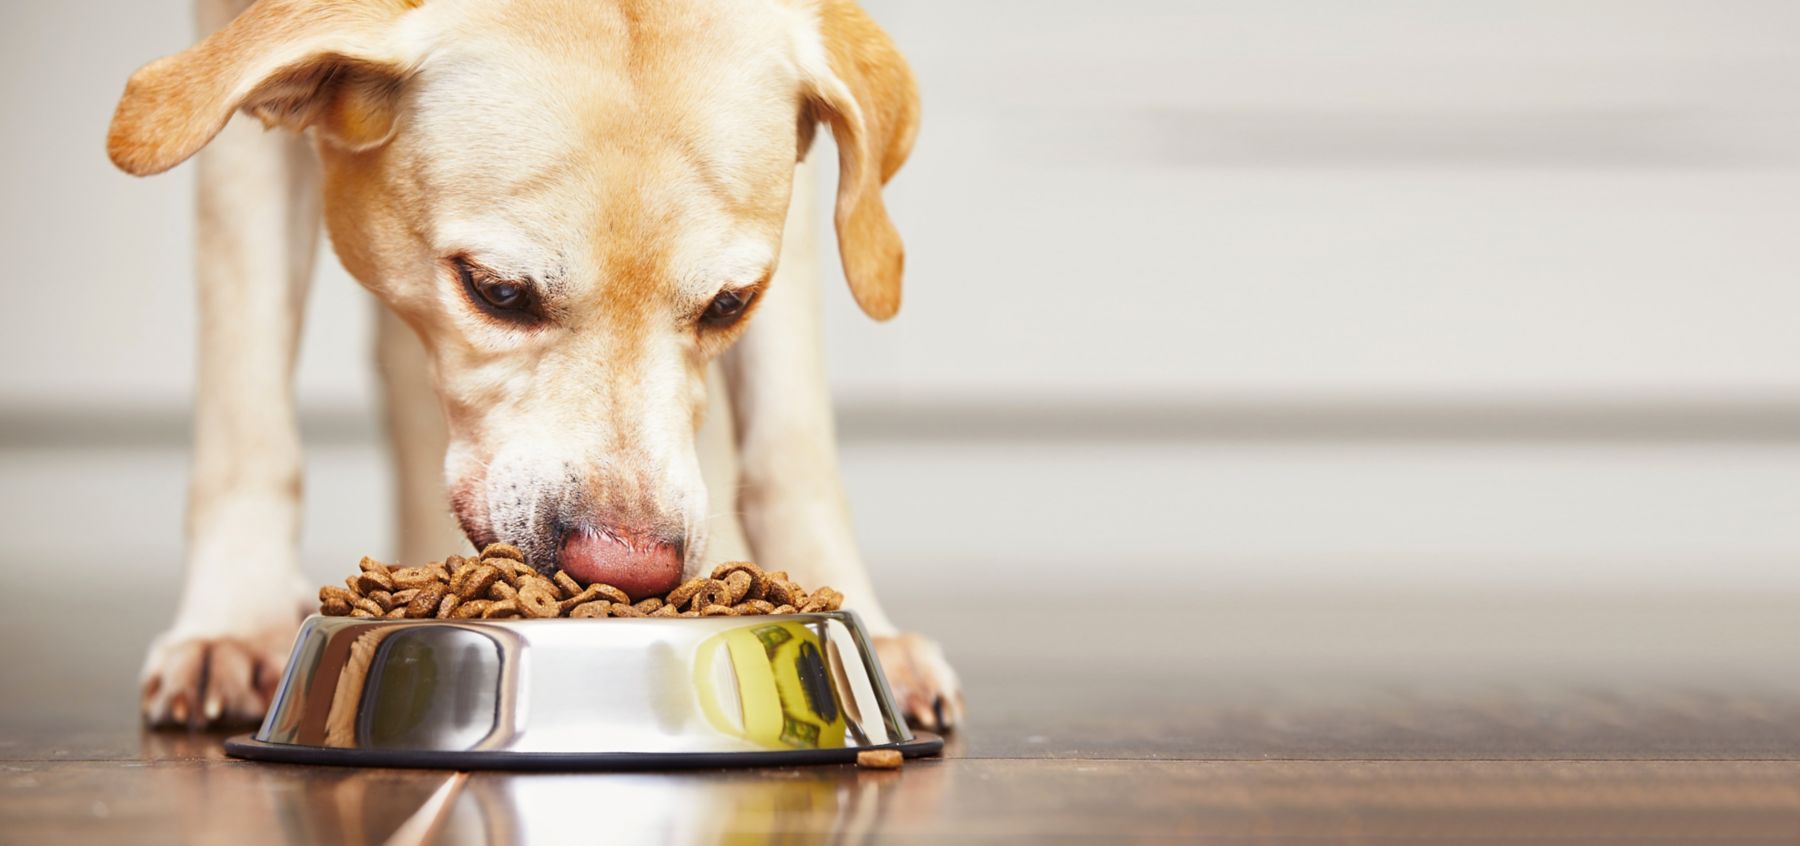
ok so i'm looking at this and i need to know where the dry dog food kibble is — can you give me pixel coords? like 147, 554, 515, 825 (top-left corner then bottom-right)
318, 546, 844, 620
856, 749, 903, 769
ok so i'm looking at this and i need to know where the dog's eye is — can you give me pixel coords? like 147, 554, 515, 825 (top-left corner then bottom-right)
457, 259, 537, 320
702, 289, 754, 326
479, 281, 527, 310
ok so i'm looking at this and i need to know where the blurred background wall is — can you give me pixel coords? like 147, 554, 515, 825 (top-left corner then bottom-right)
2, 0, 1797, 608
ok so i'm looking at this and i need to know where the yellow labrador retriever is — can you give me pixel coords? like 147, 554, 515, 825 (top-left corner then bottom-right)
108, 0, 961, 731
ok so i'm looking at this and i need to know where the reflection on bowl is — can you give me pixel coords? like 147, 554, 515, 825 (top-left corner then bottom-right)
226, 613, 941, 769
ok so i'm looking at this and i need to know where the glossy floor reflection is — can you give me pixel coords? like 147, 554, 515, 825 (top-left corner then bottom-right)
4, 590, 1800, 842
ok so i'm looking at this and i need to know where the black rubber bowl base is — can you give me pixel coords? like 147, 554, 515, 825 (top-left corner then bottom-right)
223, 733, 943, 771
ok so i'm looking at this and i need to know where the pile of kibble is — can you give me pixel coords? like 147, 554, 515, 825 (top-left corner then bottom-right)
318, 543, 843, 620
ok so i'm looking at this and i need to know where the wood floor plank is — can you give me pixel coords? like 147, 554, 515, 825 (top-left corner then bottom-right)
0, 760, 452, 846
5, 758, 1796, 844
3, 591, 1797, 841
437, 760, 1800, 843
912, 593, 1800, 762
0, 727, 250, 764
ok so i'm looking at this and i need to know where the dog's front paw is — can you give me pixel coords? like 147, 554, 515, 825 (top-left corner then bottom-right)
873, 633, 964, 733
140, 615, 300, 729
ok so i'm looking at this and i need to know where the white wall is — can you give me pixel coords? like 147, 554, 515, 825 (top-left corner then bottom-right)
0, 1, 382, 412
7, 0, 1800, 409
2, 1, 1797, 597
834, 0, 1800, 403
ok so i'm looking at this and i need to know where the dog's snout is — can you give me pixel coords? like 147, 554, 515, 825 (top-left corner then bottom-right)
557, 524, 684, 601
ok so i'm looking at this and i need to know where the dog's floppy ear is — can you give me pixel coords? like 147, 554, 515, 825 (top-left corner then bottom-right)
798, 0, 920, 321
107, 0, 422, 176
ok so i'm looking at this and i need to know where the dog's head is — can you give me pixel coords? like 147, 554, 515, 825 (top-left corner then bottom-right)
108, 0, 916, 597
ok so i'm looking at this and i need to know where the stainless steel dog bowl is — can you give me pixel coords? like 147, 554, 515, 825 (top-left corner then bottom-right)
224, 612, 941, 769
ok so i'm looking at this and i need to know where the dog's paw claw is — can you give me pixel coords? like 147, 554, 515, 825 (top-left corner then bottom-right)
873, 633, 964, 734
141, 624, 296, 729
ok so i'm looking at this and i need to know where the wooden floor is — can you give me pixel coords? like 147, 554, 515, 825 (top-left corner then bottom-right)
3, 591, 1798, 843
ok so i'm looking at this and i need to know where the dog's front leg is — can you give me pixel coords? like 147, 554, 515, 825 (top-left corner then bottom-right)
721, 162, 963, 732
139, 95, 320, 725
375, 307, 468, 567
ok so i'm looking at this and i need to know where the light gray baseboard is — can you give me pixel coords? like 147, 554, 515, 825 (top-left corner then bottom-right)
2, 397, 1797, 448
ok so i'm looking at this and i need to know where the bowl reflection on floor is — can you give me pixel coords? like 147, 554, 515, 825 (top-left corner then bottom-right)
435, 764, 948, 845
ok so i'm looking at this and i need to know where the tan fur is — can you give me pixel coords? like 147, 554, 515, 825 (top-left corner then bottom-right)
109, 0, 957, 732
809, 0, 920, 320
108, 0, 422, 175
